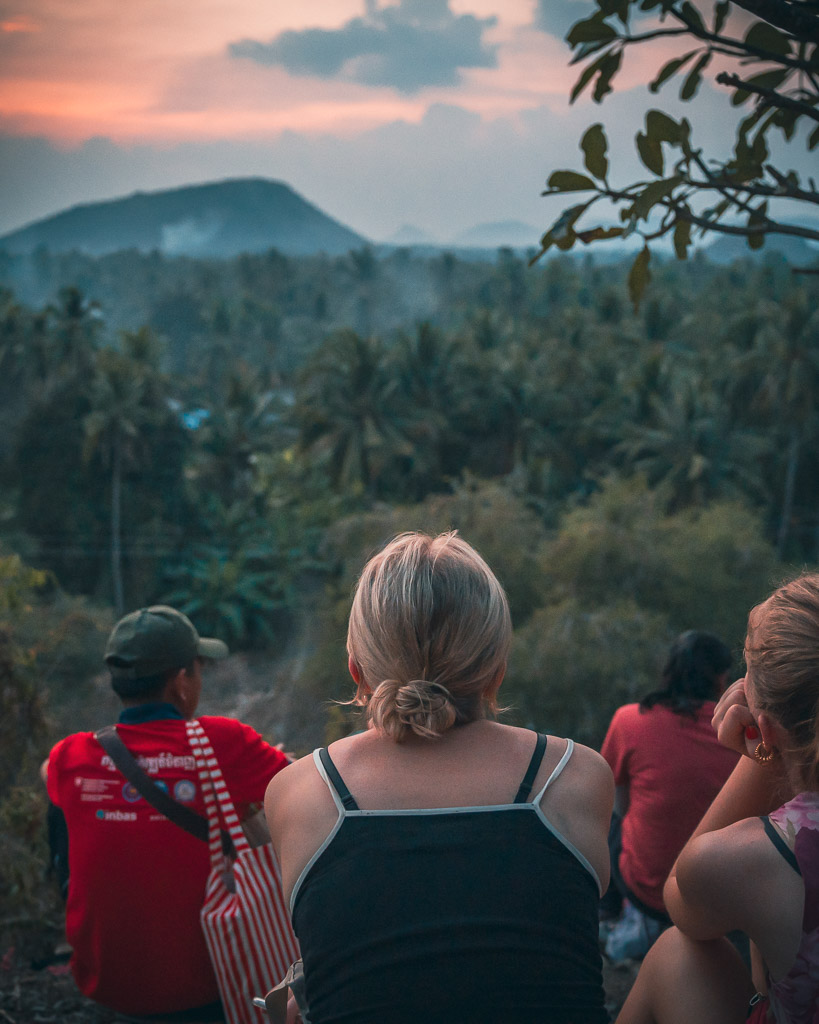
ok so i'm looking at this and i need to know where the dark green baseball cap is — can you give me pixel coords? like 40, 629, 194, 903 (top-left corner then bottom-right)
104, 605, 228, 679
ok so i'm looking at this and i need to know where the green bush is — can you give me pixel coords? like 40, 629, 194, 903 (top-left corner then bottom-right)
539, 476, 780, 649
322, 477, 551, 625
508, 599, 669, 747
506, 477, 782, 747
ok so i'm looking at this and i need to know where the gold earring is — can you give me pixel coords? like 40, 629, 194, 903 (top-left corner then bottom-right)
754, 741, 775, 765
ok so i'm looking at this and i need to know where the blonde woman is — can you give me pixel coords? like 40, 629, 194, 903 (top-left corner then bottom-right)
617, 572, 819, 1024
265, 532, 613, 1024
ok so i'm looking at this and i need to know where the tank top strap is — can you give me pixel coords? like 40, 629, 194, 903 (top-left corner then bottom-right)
513, 732, 548, 804
761, 816, 801, 876
317, 747, 360, 811
532, 738, 575, 805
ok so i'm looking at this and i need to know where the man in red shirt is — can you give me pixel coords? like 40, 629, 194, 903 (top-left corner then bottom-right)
43, 605, 290, 1020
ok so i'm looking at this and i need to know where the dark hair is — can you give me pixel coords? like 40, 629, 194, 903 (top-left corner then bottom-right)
640, 630, 731, 718
109, 660, 196, 701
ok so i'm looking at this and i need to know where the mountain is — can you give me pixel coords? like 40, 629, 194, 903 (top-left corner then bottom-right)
451, 220, 540, 249
0, 178, 369, 258
386, 224, 440, 246
698, 232, 819, 266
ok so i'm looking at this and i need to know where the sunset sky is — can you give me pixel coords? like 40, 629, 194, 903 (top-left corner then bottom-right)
0, 0, 772, 244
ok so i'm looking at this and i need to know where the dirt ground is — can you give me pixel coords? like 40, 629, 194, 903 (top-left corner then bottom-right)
0, 923, 640, 1024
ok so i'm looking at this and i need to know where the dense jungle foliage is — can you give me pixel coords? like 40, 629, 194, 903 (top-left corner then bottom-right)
0, 241, 817, 922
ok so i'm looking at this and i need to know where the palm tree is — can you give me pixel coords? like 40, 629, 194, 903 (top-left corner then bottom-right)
194, 363, 281, 507
615, 375, 769, 512
390, 323, 465, 496
293, 330, 411, 498
161, 544, 284, 648
346, 248, 378, 338
730, 293, 819, 558
51, 286, 101, 383
82, 329, 165, 613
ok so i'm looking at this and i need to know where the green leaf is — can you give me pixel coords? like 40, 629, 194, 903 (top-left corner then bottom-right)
713, 1, 730, 34
546, 170, 597, 192
570, 39, 615, 65
637, 132, 664, 175
628, 247, 652, 311
680, 51, 712, 100
554, 231, 578, 251
744, 21, 792, 58
593, 51, 623, 103
570, 53, 609, 103
680, 1, 706, 34
772, 108, 799, 142
743, 69, 790, 93
702, 198, 731, 223
631, 176, 682, 220
679, 117, 693, 158
747, 205, 768, 250
751, 130, 769, 165
567, 14, 618, 46
809, 125, 819, 151
576, 226, 625, 244
581, 124, 609, 180
649, 51, 698, 93
595, 0, 629, 25
537, 203, 592, 257
645, 109, 684, 145
673, 219, 692, 259
728, 134, 763, 182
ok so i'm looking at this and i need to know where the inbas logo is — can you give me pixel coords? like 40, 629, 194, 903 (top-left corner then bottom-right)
96, 809, 137, 822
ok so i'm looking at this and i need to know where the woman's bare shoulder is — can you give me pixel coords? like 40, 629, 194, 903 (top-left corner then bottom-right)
556, 740, 615, 797
265, 751, 325, 817
672, 816, 801, 942
680, 816, 783, 885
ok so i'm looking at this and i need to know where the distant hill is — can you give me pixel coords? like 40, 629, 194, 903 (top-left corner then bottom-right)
0, 178, 369, 258
386, 224, 440, 246
698, 232, 819, 266
452, 220, 540, 249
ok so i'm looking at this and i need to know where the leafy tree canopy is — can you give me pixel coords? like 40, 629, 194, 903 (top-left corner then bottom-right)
537, 0, 819, 307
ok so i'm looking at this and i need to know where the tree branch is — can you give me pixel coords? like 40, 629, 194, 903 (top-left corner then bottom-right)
598, 175, 819, 207
616, 13, 817, 75
703, 179, 819, 205
716, 72, 819, 123
676, 209, 819, 242
726, 0, 819, 39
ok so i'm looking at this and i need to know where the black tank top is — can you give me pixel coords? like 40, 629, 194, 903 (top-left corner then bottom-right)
291, 734, 608, 1024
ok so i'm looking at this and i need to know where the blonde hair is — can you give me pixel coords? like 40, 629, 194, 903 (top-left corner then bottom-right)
347, 531, 511, 742
745, 572, 819, 788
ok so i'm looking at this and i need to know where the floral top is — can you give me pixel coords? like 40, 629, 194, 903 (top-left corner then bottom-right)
764, 791, 819, 1024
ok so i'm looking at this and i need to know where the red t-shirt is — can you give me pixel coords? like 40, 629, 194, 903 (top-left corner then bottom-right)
600, 702, 738, 913
47, 713, 288, 1016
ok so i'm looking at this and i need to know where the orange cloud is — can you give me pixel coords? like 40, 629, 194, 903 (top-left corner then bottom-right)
1, 15, 40, 32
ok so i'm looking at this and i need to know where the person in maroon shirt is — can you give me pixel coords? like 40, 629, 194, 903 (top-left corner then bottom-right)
42, 606, 289, 1021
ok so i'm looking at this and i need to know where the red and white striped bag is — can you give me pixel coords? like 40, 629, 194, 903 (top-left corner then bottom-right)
187, 719, 300, 1024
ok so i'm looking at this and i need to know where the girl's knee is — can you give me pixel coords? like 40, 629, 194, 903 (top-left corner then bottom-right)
618, 929, 753, 1024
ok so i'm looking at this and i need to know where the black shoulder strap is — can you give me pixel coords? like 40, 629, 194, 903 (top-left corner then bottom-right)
95, 725, 231, 851
514, 732, 548, 804
761, 816, 801, 876
318, 748, 360, 811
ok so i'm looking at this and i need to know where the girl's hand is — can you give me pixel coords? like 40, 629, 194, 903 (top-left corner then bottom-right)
711, 677, 759, 758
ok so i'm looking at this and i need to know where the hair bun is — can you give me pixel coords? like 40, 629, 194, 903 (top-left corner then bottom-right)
369, 678, 457, 741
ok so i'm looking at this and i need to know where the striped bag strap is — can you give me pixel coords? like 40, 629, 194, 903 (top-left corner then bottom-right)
186, 719, 250, 867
